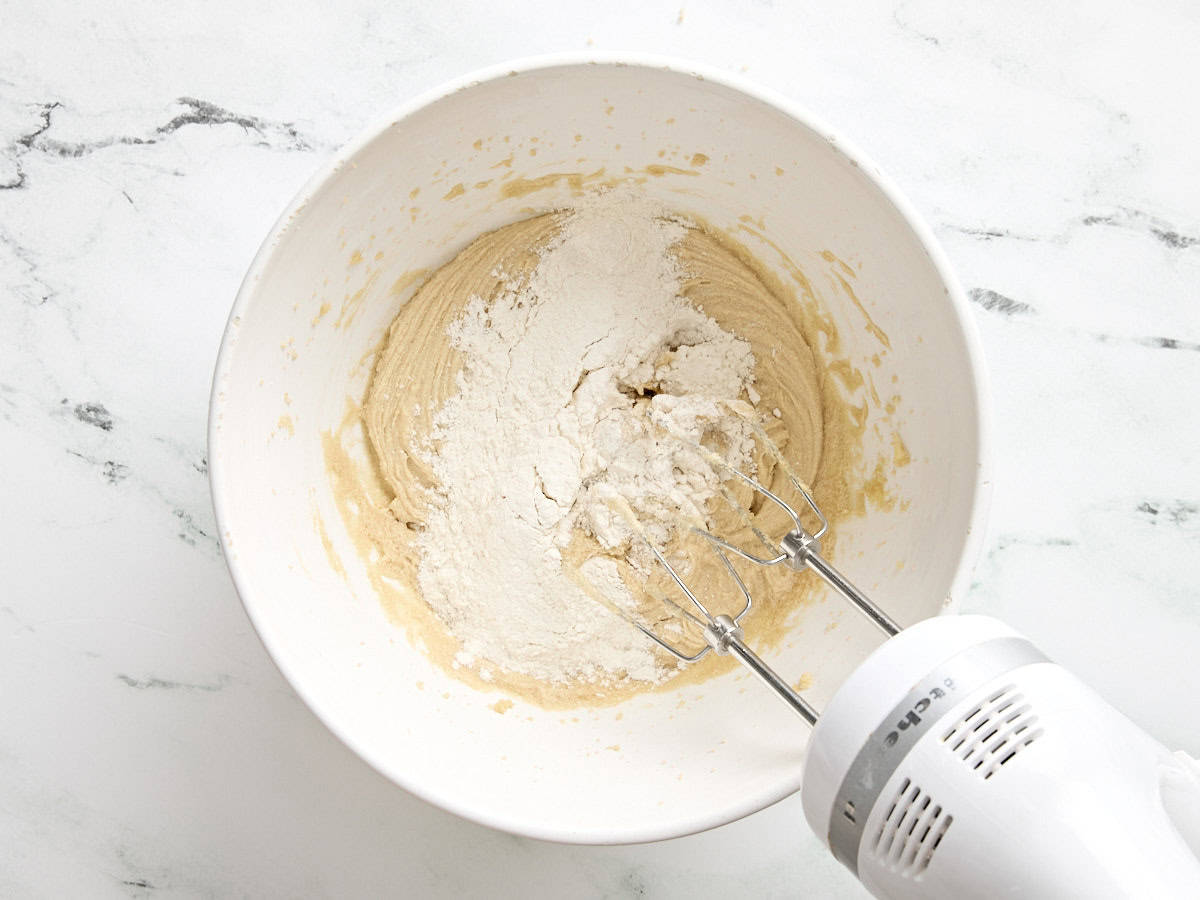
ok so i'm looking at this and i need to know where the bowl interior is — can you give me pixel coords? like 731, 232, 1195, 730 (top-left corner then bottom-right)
210, 60, 986, 843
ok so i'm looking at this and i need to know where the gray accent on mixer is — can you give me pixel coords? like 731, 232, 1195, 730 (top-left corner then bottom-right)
827, 636, 1050, 877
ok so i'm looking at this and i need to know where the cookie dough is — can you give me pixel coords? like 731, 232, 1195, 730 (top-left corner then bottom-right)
330, 208, 868, 706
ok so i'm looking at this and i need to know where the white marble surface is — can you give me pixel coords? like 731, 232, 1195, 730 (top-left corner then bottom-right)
3, 1, 1199, 896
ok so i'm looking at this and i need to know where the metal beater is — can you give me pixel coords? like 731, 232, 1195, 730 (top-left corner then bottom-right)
625, 425, 899, 724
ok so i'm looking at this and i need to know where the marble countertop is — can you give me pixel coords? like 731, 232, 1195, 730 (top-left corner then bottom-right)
3, 2, 1198, 896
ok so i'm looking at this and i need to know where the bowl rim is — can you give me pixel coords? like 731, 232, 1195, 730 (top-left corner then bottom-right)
208, 51, 994, 846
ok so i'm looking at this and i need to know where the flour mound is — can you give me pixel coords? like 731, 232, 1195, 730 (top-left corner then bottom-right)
417, 190, 757, 684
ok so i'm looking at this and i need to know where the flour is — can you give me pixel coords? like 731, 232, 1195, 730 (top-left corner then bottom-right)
415, 190, 758, 684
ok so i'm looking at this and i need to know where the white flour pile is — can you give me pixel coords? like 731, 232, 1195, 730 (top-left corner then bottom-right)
416, 191, 758, 684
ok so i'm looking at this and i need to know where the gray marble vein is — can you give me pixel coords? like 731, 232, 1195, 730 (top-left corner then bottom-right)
967, 287, 1035, 315
115, 674, 230, 692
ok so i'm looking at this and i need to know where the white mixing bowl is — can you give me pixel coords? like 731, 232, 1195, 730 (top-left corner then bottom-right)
209, 54, 990, 844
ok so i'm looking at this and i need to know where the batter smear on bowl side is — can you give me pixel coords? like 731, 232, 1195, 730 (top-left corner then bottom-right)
329, 188, 880, 705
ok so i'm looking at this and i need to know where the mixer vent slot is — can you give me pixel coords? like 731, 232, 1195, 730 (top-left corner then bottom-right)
941, 684, 1043, 780
871, 777, 953, 877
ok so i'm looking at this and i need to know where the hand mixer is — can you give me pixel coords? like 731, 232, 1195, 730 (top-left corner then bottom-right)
621, 427, 1200, 899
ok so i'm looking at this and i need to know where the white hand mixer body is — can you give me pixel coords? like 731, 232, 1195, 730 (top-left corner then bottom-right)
625, 429, 1200, 898
805, 614, 1200, 899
